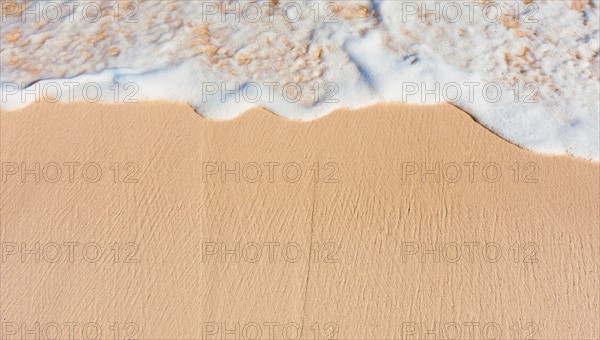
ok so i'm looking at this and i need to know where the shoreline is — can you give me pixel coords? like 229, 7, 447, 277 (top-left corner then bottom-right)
2, 99, 599, 163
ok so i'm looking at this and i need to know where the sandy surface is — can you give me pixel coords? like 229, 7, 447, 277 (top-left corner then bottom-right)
0, 102, 598, 339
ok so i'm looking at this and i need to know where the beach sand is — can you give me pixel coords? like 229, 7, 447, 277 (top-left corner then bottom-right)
0, 102, 598, 339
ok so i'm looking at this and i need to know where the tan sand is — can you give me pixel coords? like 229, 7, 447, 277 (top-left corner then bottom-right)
0, 102, 598, 339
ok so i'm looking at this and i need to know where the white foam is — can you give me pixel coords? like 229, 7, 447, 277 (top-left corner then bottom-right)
1, 0, 598, 160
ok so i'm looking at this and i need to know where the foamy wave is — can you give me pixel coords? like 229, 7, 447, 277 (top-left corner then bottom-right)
1, 0, 598, 160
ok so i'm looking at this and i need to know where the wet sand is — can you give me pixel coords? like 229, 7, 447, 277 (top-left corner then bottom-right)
0, 102, 598, 339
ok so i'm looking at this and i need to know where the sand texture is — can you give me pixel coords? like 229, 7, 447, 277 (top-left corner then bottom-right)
0, 102, 598, 339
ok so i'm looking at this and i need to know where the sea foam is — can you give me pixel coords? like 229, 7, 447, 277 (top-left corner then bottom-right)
1, 0, 598, 160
